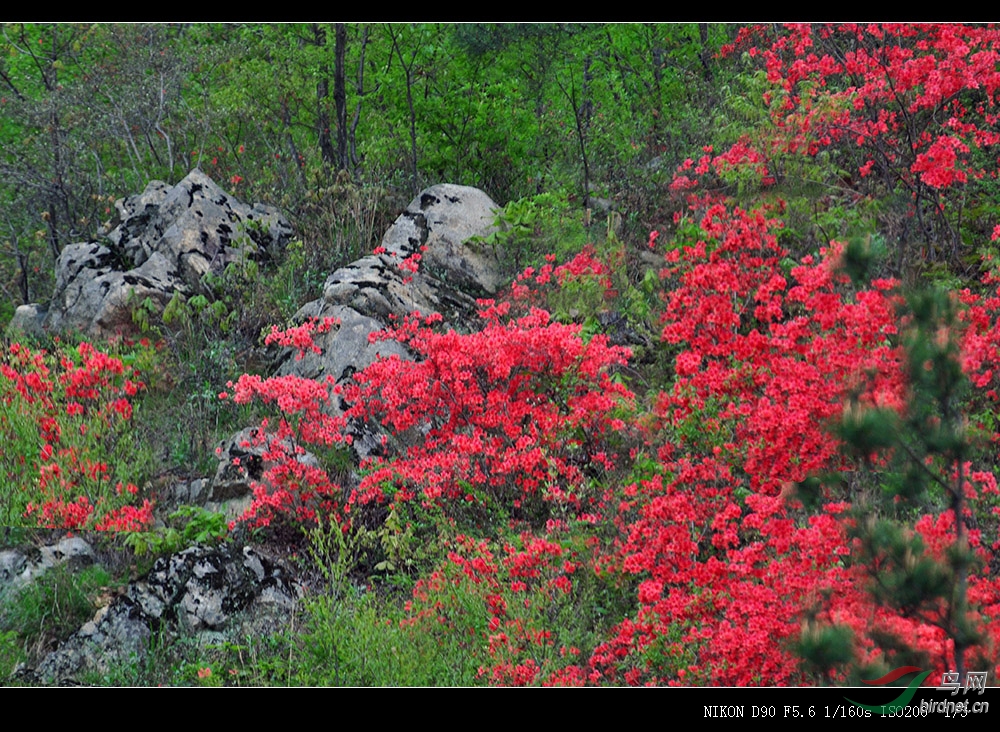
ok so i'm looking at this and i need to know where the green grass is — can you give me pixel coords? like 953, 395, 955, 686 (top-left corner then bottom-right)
0, 563, 118, 671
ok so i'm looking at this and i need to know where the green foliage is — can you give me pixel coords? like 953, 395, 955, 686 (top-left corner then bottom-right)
128, 294, 159, 334
123, 505, 229, 562
0, 389, 44, 526
855, 516, 956, 608
291, 583, 482, 686
480, 191, 587, 271
269, 239, 325, 320
801, 282, 984, 677
0, 628, 26, 682
124, 276, 266, 478
0, 300, 15, 330
371, 502, 443, 577
279, 518, 473, 685
795, 621, 856, 682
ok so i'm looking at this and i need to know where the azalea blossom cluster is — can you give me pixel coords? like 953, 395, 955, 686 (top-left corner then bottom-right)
0, 340, 151, 531
221, 297, 634, 532
221, 318, 348, 529
347, 304, 632, 523
399, 529, 591, 686
721, 23, 1000, 185
588, 199, 1000, 685
673, 23, 1000, 274
225, 209, 1000, 683
584, 22, 1000, 685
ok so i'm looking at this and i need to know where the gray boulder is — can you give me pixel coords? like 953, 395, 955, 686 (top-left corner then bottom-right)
43, 246, 184, 335
111, 169, 292, 292
12, 170, 293, 338
380, 183, 504, 296
7, 304, 46, 338
281, 184, 503, 382
25, 543, 300, 685
0, 535, 95, 593
207, 426, 330, 522
271, 185, 503, 462
276, 302, 410, 384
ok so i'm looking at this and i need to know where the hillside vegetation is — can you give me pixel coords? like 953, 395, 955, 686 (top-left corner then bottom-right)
4, 23, 1000, 686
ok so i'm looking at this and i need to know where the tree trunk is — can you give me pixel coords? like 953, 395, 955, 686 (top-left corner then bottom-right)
313, 24, 336, 169
334, 23, 349, 172
349, 25, 370, 175
388, 25, 419, 195
698, 23, 714, 82
281, 97, 308, 190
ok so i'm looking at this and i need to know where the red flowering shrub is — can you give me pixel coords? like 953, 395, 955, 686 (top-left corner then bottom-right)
223, 318, 349, 529
348, 304, 633, 530
399, 528, 618, 687
563, 23, 1000, 685
228, 222, 1000, 684
587, 203, 1000, 685
0, 339, 151, 530
223, 297, 634, 534
229, 201, 1000, 685
676, 24, 1000, 271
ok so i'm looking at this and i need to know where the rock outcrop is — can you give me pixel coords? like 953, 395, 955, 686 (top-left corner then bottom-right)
276, 183, 502, 388
9, 169, 292, 338
9, 538, 300, 685
213, 184, 505, 493
4, 181, 507, 685
0, 535, 95, 592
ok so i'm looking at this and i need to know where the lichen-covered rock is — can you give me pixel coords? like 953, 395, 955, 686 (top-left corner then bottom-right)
27, 543, 300, 685
13, 169, 293, 338
380, 183, 504, 295
279, 302, 410, 384
116, 169, 291, 291
275, 185, 503, 462
43, 249, 184, 335
282, 184, 502, 377
208, 426, 329, 521
0, 536, 94, 592
7, 304, 46, 337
